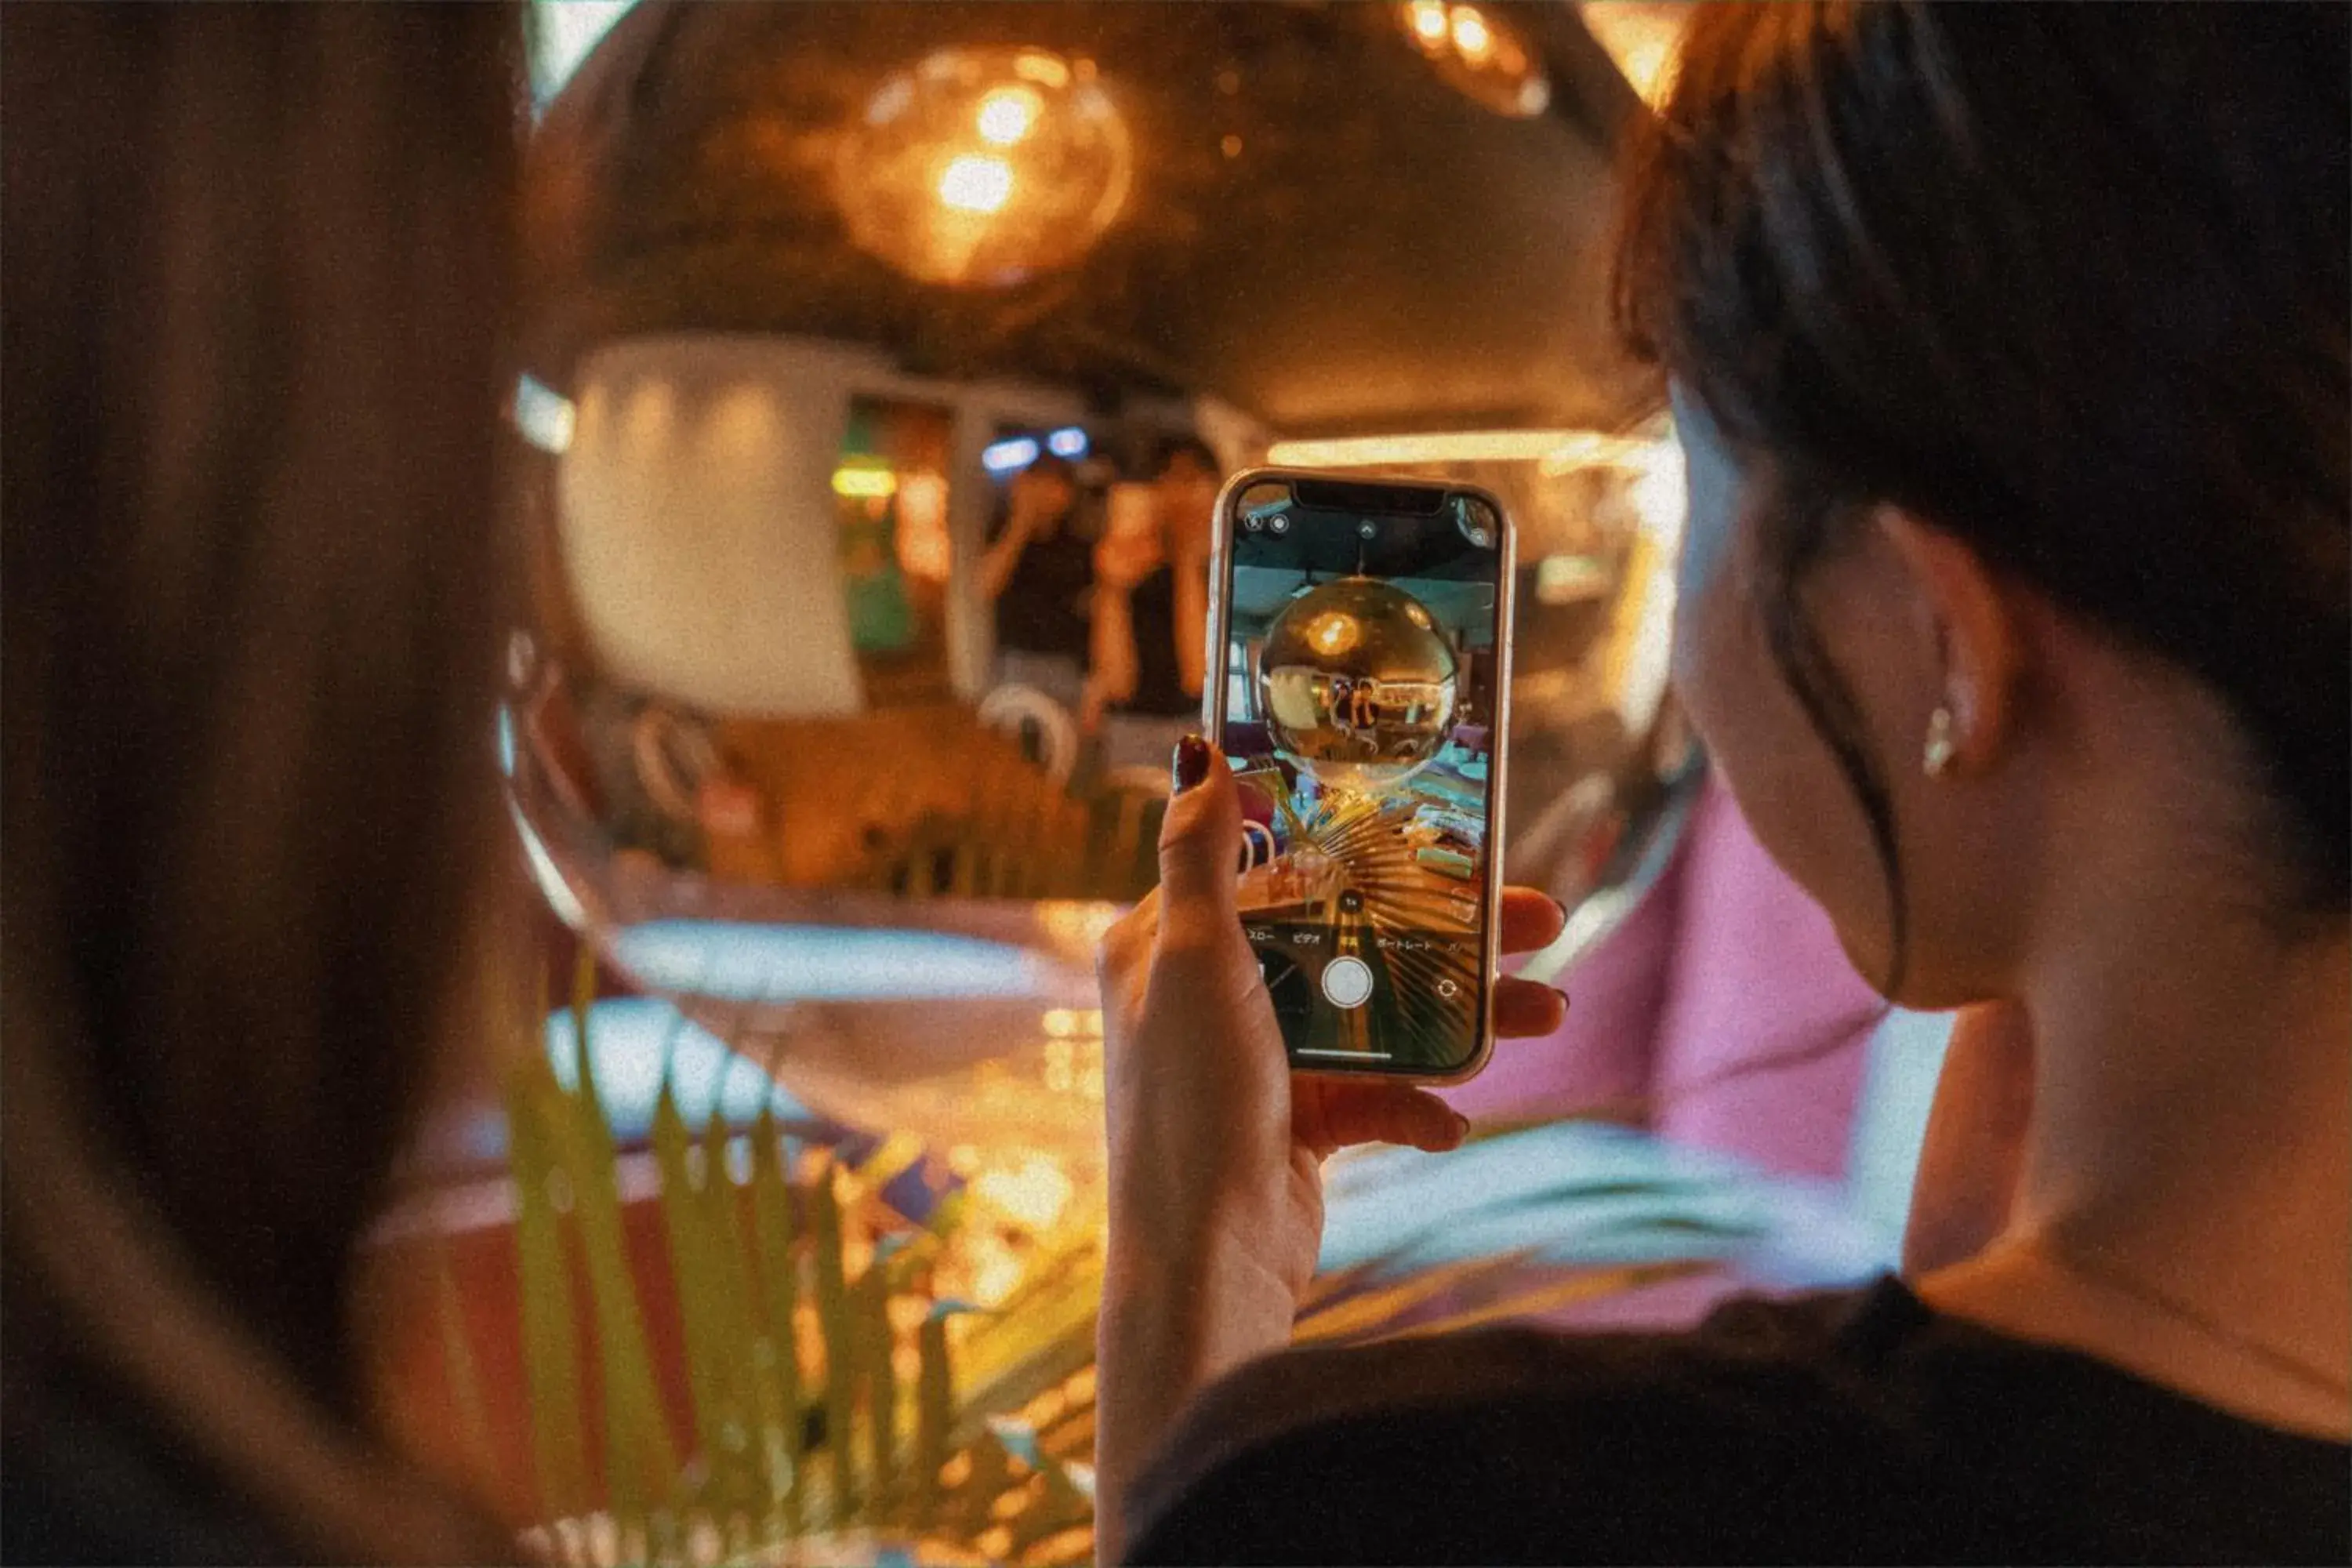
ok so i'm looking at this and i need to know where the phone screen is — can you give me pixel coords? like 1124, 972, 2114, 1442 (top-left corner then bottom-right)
1210, 477, 1508, 1077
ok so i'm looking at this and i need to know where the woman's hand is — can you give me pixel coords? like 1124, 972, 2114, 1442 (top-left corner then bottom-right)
1092, 737, 1567, 1560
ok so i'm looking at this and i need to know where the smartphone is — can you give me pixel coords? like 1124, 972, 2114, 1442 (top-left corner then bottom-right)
1202, 469, 1515, 1083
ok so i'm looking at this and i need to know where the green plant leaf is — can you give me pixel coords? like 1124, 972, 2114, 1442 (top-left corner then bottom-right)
555, 948, 677, 1523
808, 1153, 859, 1519
914, 1310, 954, 1533
504, 1059, 590, 1521
652, 1081, 730, 1498
749, 1108, 807, 1534
857, 1258, 899, 1512
706, 1112, 776, 1511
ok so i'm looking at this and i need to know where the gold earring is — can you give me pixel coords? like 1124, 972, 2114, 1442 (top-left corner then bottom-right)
1922, 705, 1956, 778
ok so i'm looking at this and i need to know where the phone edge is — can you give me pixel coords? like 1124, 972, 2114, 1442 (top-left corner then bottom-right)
1199, 466, 1517, 1088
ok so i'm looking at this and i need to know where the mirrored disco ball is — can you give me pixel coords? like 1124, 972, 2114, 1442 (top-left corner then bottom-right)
1258, 576, 1459, 793
506, 1, 1693, 1142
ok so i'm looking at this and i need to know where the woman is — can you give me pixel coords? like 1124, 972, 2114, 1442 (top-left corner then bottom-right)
980, 452, 1094, 710
3, 8, 520, 1563
1094, 5, 2348, 1563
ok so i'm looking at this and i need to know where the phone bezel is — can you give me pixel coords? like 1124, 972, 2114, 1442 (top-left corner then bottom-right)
1200, 466, 1518, 1087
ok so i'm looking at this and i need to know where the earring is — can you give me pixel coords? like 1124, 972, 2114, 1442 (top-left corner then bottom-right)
1922, 705, 1956, 778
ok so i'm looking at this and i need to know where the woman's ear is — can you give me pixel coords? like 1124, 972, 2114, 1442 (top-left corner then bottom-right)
1877, 510, 2024, 776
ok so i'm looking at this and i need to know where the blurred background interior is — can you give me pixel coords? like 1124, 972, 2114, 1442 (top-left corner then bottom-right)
368, 5, 1955, 1562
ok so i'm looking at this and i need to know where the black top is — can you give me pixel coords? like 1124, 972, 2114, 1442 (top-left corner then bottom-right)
1119, 564, 1196, 717
993, 521, 1094, 661
1126, 1276, 2350, 1566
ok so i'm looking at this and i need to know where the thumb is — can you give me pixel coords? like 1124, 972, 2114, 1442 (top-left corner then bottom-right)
1157, 735, 1243, 920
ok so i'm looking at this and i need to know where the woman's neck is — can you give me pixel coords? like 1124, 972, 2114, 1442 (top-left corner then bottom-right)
1924, 869, 2350, 1438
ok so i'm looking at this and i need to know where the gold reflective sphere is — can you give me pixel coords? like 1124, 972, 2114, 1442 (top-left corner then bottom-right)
1258, 576, 1460, 793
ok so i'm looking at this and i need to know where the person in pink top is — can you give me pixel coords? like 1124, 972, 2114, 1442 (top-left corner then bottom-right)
1444, 767, 1884, 1182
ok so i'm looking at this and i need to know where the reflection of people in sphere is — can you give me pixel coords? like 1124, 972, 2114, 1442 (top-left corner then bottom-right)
981, 453, 1091, 707
1258, 576, 1458, 793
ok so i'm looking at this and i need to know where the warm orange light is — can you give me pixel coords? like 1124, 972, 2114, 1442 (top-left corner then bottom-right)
1271, 429, 1579, 466
975, 85, 1041, 146
1396, 2, 1548, 118
938, 154, 1014, 213
1013, 50, 1071, 89
1450, 6, 1494, 62
1310, 613, 1362, 656
1577, 2, 1690, 108
838, 46, 1133, 289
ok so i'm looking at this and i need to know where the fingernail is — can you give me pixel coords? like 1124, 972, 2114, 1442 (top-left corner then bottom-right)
1548, 895, 1570, 924
1453, 1111, 1473, 1141
1172, 734, 1212, 793
1553, 985, 1572, 1011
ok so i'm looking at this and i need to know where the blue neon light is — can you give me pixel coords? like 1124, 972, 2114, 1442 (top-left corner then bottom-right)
982, 436, 1041, 474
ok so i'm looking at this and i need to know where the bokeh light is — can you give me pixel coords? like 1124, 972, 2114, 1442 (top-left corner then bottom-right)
834, 45, 1134, 289
1396, 2, 1550, 118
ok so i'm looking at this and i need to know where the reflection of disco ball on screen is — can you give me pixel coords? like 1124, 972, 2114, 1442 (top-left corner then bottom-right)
1258, 576, 1458, 792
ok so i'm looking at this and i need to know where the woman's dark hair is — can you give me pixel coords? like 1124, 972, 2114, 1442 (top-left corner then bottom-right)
1154, 435, 1220, 477
1022, 451, 1080, 486
2, 6, 521, 1559
1616, 3, 2350, 974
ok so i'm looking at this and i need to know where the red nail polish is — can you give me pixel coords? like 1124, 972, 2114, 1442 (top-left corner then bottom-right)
1171, 734, 1211, 793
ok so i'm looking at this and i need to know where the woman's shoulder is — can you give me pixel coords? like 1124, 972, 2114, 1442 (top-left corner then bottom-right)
1123, 1276, 2350, 1566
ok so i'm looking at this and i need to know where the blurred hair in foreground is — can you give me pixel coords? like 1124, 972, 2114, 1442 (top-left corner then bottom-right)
3, 5, 521, 1561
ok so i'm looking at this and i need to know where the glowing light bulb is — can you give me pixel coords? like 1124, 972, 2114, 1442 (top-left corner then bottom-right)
975, 85, 1041, 145
1399, 0, 1548, 115
938, 154, 1014, 214
1451, 6, 1494, 62
838, 46, 1133, 288
1311, 613, 1361, 655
